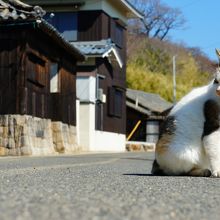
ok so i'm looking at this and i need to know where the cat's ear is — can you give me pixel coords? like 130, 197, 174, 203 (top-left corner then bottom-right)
215, 49, 220, 73
216, 48, 220, 57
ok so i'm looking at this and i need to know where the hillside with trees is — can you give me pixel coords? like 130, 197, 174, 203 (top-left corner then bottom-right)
127, 0, 216, 102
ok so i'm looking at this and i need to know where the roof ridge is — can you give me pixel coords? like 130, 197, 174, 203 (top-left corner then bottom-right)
0, 0, 45, 20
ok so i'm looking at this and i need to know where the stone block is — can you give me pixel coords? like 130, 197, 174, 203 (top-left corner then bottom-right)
52, 122, 64, 132
21, 125, 28, 136
8, 138, 15, 149
69, 126, 76, 135
14, 148, 21, 156
126, 143, 156, 152
0, 137, 3, 147
1, 138, 8, 148
20, 146, 33, 156
14, 125, 22, 140
20, 136, 30, 147
126, 144, 143, 152
55, 142, 65, 153
0, 115, 8, 126
8, 148, 18, 156
55, 132, 64, 143
0, 126, 3, 135
8, 125, 14, 138
0, 147, 7, 156
69, 135, 76, 145
2, 127, 8, 138
62, 124, 68, 132
0, 115, 82, 156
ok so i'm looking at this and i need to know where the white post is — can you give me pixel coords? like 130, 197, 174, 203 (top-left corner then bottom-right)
173, 56, 176, 104
76, 99, 80, 146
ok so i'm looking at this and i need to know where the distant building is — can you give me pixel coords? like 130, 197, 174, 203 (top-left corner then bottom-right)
126, 89, 173, 145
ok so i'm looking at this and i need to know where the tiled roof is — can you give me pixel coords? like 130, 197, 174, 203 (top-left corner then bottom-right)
72, 39, 123, 68
0, 0, 45, 20
120, 0, 144, 19
72, 39, 114, 56
0, 0, 84, 61
126, 101, 151, 116
126, 88, 173, 114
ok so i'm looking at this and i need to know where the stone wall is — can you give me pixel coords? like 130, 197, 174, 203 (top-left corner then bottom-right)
126, 142, 155, 152
0, 115, 81, 156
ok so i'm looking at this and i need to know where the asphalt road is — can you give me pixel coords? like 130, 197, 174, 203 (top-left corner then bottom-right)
0, 152, 219, 220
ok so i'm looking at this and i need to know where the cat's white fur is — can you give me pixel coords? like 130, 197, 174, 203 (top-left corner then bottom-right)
154, 71, 220, 177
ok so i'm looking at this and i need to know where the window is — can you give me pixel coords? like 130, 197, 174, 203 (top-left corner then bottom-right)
115, 23, 124, 48
50, 63, 59, 93
108, 87, 123, 117
27, 53, 46, 86
76, 76, 96, 102
114, 89, 123, 116
44, 12, 77, 41
111, 19, 124, 48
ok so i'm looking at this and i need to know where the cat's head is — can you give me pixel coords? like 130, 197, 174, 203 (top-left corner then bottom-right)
213, 69, 220, 96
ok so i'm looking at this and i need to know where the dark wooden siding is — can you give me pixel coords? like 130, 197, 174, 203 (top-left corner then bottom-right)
0, 27, 78, 126
78, 11, 126, 46
96, 58, 126, 134
25, 51, 50, 118
77, 11, 127, 134
0, 37, 20, 114
126, 107, 147, 141
126, 106, 168, 142
78, 11, 110, 41
51, 63, 76, 124
26, 30, 77, 125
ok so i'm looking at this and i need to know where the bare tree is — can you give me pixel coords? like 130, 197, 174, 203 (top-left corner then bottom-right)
129, 0, 186, 40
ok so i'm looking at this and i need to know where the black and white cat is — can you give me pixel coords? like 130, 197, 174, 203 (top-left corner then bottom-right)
152, 68, 220, 177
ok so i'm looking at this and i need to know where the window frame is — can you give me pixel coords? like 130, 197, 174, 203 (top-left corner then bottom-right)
26, 52, 46, 87
44, 12, 78, 42
50, 63, 60, 93
108, 86, 123, 118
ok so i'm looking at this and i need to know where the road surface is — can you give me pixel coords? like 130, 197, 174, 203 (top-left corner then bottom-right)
0, 152, 219, 220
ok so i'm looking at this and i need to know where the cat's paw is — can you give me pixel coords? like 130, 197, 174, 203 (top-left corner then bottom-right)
211, 170, 220, 177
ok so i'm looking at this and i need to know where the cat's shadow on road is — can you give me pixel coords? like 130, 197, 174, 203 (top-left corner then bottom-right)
123, 173, 153, 177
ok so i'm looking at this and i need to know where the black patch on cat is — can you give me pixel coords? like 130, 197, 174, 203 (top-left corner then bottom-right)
159, 115, 176, 138
213, 78, 219, 84
202, 99, 220, 137
151, 159, 165, 175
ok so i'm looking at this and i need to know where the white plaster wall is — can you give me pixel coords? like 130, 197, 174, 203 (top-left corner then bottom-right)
76, 99, 80, 146
78, 103, 96, 151
81, 0, 127, 23
91, 131, 126, 152
77, 76, 96, 103
43, 0, 128, 22
78, 103, 126, 152
102, 0, 127, 23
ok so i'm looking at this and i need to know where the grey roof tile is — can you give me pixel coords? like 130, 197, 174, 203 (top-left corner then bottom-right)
126, 88, 173, 114
0, 0, 45, 21
0, 0, 85, 61
72, 39, 124, 68
72, 39, 113, 56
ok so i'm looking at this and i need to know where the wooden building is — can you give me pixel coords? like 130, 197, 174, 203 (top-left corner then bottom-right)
126, 89, 173, 146
0, 0, 84, 156
25, 0, 143, 152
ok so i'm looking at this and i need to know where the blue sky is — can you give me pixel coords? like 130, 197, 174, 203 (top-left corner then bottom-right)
162, 0, 220, 61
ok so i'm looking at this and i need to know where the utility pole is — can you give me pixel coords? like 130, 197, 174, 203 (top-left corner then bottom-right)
172, 55, 176, 104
